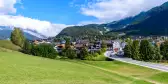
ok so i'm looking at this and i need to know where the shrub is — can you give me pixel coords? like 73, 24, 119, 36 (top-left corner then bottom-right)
31, 44, 57, 59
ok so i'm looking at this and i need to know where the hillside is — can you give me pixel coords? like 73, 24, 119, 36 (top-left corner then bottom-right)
56, 15, 148, 39
0, 40, 20, 51
56, 24, 108, 39
1, 51, 168, 84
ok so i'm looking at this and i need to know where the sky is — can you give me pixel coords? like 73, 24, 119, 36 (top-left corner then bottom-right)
0, 0, 168, 37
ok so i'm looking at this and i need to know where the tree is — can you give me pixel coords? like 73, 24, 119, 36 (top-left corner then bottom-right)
65, 38, 71, 49
101, 41, 107, 49
160, 41, 168, 60
11, 28, 25, 47
153, 44, 162, 61
65, 48, 77, 59
140, 40, 154, 61
124, 38, 133, 58
79, 47, 89, 60
22, 40, 32, 54
31, 44, 57, 59
132, 40, 140, 60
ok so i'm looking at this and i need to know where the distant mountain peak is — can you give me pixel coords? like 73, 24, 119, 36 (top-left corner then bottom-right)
0, 26, 47, 40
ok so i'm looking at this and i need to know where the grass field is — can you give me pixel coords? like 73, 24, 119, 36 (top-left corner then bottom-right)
0, 40, 20, 51
0, 51, 168, 84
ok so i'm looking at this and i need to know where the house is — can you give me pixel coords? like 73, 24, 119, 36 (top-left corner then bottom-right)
56, 44, 65, 52
76, 40, 90, 46
104, 40, 113, 50
33, 40, 39, 45
112, 40, 126, 53
54, 40, 66, 52
112, 41, 121, 53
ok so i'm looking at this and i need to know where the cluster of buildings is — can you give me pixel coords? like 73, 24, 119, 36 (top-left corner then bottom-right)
29, 35, 168, 56
53, 39, 126, 54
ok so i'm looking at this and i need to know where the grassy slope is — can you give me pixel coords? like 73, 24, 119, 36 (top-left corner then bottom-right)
0, 40, 20, 51
0, 51, 167, 84
81, 61, 168, 84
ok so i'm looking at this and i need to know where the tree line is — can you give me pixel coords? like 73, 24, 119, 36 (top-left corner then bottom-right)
124, 38, 168, 61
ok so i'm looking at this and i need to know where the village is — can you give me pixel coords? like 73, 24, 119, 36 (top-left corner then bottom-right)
30, 36, 168, 57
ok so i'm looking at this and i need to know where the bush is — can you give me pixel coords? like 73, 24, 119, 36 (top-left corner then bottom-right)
22, 40, 32, 54
64, 48, 77, 59
78, 47, 89, 60
30, 44, 57, 59
160, 41, 168, 60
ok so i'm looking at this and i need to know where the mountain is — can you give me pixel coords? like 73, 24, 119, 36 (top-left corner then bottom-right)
56, 24, 108, 39
113, 1, 168, 36
0, 26, 46, 40
56, 12, 149, 38
105, 12, 149, 30
57, 1, 168, 38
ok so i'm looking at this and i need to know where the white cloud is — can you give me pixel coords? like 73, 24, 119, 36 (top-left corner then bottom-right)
78, 20, 104, 25
0, 15, 70, 37
0, 0, 21, 14
80, 0, 168, 22
0, 0, 71, 37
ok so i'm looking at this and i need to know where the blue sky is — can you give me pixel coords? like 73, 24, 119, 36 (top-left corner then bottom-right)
0, 0, 168, 37
15, 0, 96, 25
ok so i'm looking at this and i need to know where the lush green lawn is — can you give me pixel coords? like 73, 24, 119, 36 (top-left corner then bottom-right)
0, 51, 167, 84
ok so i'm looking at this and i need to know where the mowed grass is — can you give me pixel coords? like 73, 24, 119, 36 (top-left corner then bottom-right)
0, 51, 167, 84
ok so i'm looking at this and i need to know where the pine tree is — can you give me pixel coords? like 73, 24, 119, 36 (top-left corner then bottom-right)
153, 44, 162, 61
132, 40, 140, 60
124, 38, 132, 58
160, 41, 168, 60
140, 40, 153, 61
11, 28, 25, 47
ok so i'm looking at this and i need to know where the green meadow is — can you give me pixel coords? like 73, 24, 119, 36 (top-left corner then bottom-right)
0, 51, 168, 84
0, 40, 168, 84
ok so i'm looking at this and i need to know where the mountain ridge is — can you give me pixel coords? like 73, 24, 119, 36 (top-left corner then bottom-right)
57, 1, 168, 38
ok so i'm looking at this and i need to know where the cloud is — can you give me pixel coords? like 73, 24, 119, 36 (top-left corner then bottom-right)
0, 0, 21, 14
0, 15, 70, 37
80, 0, 168, 22
78, 20, 104, 25
0, 0, 71, 37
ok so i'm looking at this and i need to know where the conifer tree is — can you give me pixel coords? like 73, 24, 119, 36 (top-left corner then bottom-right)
132, 40, 140, 60
11, 28, 25, 47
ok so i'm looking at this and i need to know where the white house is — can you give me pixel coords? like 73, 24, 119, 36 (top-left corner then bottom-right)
112, 41, 121, 53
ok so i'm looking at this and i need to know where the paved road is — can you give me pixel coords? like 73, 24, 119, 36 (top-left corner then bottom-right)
105, 51, 168, 72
